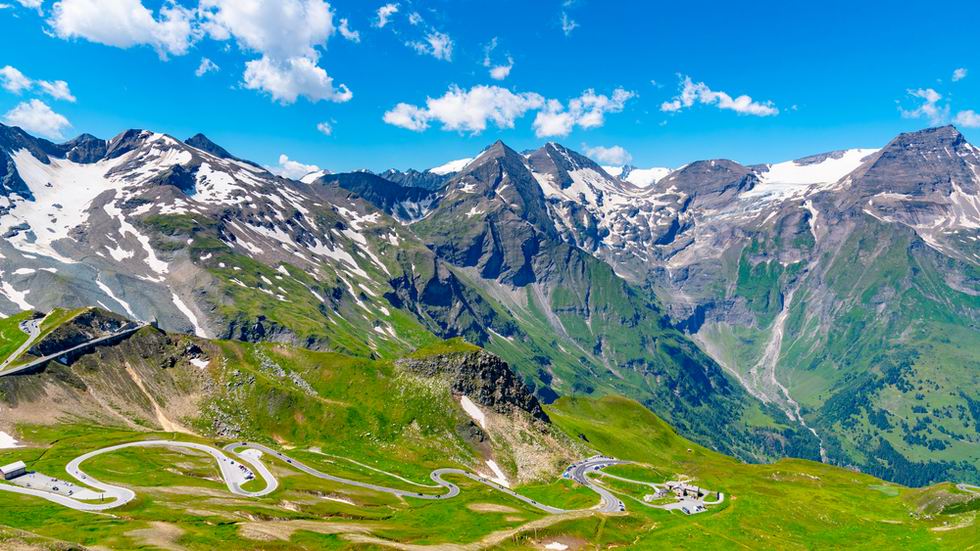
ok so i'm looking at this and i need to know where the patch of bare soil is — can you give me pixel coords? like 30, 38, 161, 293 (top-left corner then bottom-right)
344, 510, 594, 550
237, 520, 371, 541
125, 521, 186, 551
467, 503, 519, 513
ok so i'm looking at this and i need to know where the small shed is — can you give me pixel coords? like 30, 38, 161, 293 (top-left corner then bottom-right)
0, 460, 26, 480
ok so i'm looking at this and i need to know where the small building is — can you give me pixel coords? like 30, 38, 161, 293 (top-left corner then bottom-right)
0, 461, 26, 480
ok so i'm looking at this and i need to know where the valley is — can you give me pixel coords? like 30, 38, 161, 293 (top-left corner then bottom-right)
0, 122, 976, 548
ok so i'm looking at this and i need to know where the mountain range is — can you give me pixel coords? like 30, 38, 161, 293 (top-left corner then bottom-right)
0, 122, 977, 487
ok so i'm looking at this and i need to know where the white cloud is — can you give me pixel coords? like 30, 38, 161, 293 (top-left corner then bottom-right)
533, 87, 635, 137
954, 110, 980, 128
899, 88, 948, 125
383, 102, 430, 131
386, 85, 633, 137
408, 31, 453, 61
270, 153, 320, 179
660, 75, 778, 117
560, 12, 578, 36
200, 0, 352, 105
489, 61, 513, 80
316, 121, 332, 135
0, 65, 32, 94
384, 85, 545, 134
1, 66, 75, 102
952, 68, 967, 82
36, 80, 76, 102
407, 11, 422, 25
483, 37, 513, 80
584, 144, 631, 166
3, 99, 72, 139
15, 0, 42, 10
338, 18, 359, 42
48, 0, 198, 59
374, 3, 398, 28
243, 55, 351, 104
200, 0, 334, 60
195, 57, 219, 76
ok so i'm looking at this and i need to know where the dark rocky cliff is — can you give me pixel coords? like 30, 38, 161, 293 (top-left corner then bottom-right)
398, 349, 549, 423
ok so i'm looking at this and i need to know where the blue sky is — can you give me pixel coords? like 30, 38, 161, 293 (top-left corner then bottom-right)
1, 0, 979, 175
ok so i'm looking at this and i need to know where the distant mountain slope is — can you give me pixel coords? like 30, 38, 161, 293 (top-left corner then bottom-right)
411, 140, 817, 462
1, 120, 976, 486
316, 171, 439, 222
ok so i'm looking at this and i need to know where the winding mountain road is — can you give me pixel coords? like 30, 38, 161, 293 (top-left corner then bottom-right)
0, 440, 630, 516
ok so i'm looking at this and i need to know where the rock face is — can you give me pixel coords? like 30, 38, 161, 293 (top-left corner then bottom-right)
379, 168, 452, 190
28, 307, 136, 358
398, 349, 549, 423
317, 172, 439, 222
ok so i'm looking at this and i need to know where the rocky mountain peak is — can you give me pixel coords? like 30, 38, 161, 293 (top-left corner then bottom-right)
61, 133, 108, 163
659, 158, 754, 206
185, 133, 235, 160
848, 125, 979, 197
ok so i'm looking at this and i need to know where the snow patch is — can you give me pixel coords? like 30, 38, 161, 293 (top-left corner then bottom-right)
0, 431, 21, 449
459, 395, 486, 429
429, 157, 473, 175
171, 292, 208, 338
484, 460, 510, 488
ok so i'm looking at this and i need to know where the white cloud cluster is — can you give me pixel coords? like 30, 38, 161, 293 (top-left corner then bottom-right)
0, 66, 32, 94
271, 153, 321, 179
384, 85, 545, 133
195, 57, 219, 77
374, 3, 398, 28
200, 0, 352, 104
661, 75, 778, 117
384, 85, 635, 137
0, 65, 76, 102
242, 56, 350, 104
952, 67, 967, 82
954, 110, 980, 128
584, 144, 631, 166
316, 121, 333, 135
483, 37, 513, 80
3, 99, 72, 139
898, 81, 980, 128
533, 88, 635, 137
408, 31, 453, 61
48, 0, 199, 59
15, 0, 43, 9
900, 88, 948, 125
43, 0, 354, 105
372, 5, 454, 62
338, 18, 360, 42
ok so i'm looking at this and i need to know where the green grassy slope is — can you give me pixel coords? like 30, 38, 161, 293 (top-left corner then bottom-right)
538, 396, 979, 550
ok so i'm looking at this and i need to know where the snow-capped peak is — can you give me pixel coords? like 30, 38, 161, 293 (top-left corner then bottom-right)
429, 157, 473, 175
758, 148, 879, 185
300, 169, 328, 184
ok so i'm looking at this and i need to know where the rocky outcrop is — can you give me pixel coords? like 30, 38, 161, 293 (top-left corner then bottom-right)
398, 349, 549, 423
28, 307, 136, 358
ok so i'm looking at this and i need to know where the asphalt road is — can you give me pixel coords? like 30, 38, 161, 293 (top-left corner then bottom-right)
224, 442, 569, 514
0, 439, 629, 515
564, 456, 628, 513
0, 440, 277, 511
957, 483, 980, 496
0, 317, 42, 372
0, 324, 146, 378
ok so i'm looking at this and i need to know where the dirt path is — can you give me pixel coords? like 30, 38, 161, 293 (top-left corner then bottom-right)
125, 366, 196, 435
